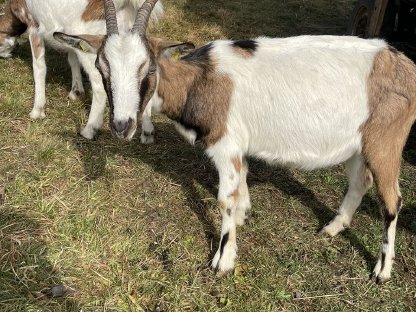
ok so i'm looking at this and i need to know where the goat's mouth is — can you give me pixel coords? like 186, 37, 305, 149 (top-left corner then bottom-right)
110, 117, 137, 141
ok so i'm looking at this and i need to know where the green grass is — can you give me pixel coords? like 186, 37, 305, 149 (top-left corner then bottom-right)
1, 0, 416, 311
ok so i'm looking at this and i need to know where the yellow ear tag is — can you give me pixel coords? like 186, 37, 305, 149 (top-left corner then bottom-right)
172, 50, 180, 60
79, 41, 89, 53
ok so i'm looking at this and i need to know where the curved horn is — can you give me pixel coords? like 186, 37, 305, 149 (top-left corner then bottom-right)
104, 0, 119, 35
131, 0, 159, 36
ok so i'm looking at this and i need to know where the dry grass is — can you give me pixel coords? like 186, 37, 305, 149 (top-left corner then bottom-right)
1, 0, 416, 311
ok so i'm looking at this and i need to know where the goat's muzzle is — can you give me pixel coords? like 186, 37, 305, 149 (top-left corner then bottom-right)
110, 118, 137, 141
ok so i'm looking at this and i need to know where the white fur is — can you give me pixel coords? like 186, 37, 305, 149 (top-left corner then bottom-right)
106, 34, 147, 127
0, 36, 18, 58
202, 36, 388, 273
213, 36, 386, 170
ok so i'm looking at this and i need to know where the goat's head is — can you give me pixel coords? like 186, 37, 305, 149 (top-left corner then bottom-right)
54, 0, 193, 141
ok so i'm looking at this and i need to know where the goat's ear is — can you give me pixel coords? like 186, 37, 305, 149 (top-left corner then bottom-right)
148, 37, 195, 59
53, 32, 104, 53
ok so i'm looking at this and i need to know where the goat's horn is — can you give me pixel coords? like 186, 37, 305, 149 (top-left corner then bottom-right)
131, 0, 159, 35
104, 0, 119, 35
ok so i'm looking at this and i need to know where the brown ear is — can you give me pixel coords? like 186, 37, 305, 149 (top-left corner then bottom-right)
148, 37, 195, 59
53, 32, 105, 53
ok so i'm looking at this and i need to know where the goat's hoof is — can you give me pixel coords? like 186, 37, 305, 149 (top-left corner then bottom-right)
319, 220, 347, 237
79, 126, 97, 140
140, 131, 155, 144
29, 109, 46, 120
211, 247, 236, 275
68, 90, 84, 100
369, 271, 390, 285
234, 211, 248, 226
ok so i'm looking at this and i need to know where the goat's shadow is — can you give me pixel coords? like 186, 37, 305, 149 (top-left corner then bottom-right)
67, 120, 414, 273
0, 206, 80, 310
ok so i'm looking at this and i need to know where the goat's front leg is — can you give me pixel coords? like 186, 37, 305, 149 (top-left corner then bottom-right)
67, 51, 85, 100
28, 28, 46, 120
140, 102, 154, 144
75, 52, 106, 139
234, 158, 251, 226
211, 152, 243, 274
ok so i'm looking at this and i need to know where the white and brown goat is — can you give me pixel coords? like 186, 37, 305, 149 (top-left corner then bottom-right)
0, 0, 163, 141
56, 0, 416, 283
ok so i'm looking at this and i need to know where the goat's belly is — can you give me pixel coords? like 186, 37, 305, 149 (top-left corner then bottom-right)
247, 132, 363, 170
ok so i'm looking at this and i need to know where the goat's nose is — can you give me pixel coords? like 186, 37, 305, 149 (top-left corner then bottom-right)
113, 120, 129, 134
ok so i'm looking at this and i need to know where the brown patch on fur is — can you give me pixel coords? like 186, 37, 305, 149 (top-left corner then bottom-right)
29, 31, 43, 59
219, 201, 227, 214
231, 157, 242, 173
361, 47, 416, 214
232, 46, 254, 58
78, 34, 105, 50
0, 0, 31, 38
10, 0, 37, 27
231, 189, 239, 201
231, 40, 257, 58
156, 53, 233, 146
148, 38, 178, 58
81, 0, 105, 22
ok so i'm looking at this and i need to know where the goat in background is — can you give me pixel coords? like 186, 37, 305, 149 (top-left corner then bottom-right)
0, 0, 163, 142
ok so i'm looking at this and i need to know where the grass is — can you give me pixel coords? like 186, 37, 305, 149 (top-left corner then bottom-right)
1, 0, 416, 311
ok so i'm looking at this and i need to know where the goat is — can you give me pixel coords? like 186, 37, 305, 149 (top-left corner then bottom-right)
0, 0, 163, 142
56, 0, 416, 283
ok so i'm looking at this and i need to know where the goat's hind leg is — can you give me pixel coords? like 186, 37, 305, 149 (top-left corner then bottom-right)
67, 51, 85, 100
369, 161, 401, 284
321, 153, 373, 236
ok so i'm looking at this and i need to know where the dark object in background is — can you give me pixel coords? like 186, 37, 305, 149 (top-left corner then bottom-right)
39, 285, 77, 299
347, 0, 416, 59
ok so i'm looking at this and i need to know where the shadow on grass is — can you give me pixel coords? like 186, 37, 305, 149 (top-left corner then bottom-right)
69, 124, 221, 263
68, 121, 415, 273
246, 159, 378, 270
0, 206, 79, 311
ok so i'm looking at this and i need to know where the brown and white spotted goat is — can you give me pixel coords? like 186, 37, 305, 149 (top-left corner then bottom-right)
0, 0, 162, 141
56, 0, 416, 283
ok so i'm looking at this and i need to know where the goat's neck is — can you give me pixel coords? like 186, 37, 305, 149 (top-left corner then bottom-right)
156, 58, 202, 120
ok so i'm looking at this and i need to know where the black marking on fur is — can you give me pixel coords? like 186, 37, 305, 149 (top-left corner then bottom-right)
376, 275, 384, 285
232, 40, 258, 53
181, 42, 213, 69
382, 207, 396, 245
143, 131, 154, 137
139, 74, 150, 106
139, 58, 157, 113
380, 251, 386, 272
219, 232, 229, 257
397, 197, 402, 213
95, 46, 115, 126
226, 209, 231, 216
388, 45, 399, 54
178, 119, 204, 142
